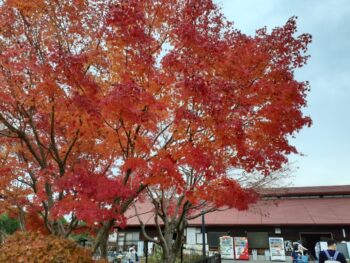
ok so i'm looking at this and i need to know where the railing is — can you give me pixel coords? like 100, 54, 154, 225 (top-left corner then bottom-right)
192, 254, 221, 263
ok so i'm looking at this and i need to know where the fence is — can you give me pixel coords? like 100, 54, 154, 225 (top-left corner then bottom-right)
192, 254, 221, 263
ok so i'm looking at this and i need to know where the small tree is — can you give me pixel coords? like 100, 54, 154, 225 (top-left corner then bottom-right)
134, 167, 293, 263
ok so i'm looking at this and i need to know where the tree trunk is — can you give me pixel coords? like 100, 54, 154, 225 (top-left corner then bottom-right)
92, 220, 113, 258
161, 251, 177, 263
158, 223, 183, 263
18, 207, 26, 231
100, 228, 109, 258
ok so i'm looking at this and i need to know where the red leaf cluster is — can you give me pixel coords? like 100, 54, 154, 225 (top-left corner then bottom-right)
0, 0, 311, 243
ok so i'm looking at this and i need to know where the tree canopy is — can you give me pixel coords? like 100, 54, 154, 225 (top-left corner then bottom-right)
0, 0, 311, 260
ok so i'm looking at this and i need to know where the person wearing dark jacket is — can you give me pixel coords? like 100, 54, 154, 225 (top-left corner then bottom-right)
319, 239, 347, 263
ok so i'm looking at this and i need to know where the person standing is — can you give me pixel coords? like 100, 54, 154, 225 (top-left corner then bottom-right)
128, 244, 139, 263
319, 239, 347, 263
293, 241, 308, 255
292, 244, 303, 263
315, 242, 321, 263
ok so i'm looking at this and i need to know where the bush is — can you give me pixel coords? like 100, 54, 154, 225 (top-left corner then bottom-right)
0, 213, 19, 235
0, 231, 104, 263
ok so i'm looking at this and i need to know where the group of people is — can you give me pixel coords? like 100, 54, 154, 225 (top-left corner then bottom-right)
291, 239, 347, 263
112, 244, 139, 263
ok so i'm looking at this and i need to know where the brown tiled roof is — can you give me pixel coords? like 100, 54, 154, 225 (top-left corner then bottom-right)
125, 185, 350, 227
187, 197, 350, 226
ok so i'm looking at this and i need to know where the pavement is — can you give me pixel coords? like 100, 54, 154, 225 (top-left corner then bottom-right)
221, 259, 316, 263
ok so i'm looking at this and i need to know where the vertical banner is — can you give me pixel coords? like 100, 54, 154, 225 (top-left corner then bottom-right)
220, 236, 234, 259
234, 237, 250, 260
137, 241, 144, 257
269, 237, 286, 261
148, 242, 154, 255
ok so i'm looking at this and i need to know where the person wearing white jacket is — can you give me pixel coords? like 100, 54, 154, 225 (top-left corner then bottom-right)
127, 244, 139, 263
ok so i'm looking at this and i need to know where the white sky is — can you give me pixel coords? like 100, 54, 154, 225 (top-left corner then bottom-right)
216, 0, 350, 186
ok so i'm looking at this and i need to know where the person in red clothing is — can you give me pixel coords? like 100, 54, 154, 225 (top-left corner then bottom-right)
318, 239, 347, 263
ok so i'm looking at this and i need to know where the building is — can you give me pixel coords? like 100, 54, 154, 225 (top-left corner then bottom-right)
114, 185, 350, 258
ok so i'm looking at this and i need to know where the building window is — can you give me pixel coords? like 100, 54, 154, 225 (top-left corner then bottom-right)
117, 232, 140, 250
207, 232, 226, 248
196, 233, 207, 244
247, 232, 269, 249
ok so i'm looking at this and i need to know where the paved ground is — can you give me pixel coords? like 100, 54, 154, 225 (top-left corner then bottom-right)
221, 260, 315, 263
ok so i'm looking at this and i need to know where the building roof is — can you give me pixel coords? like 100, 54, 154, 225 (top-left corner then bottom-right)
125, 185, 350, 227
187, 197, 350, 226
261, 185, 350, 197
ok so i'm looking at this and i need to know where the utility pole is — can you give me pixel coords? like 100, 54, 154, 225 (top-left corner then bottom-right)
201, 209, 206, 258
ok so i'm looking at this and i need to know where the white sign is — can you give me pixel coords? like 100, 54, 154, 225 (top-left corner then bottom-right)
137, 241, 144, 257
108, 232, 117, 242
269, 237, 286, 261
320, 241, 328, 251
148, 242, 154, 255
220, 236, 234, 259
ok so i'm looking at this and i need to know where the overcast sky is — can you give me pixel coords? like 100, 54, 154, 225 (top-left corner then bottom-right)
216, 0, 350, 186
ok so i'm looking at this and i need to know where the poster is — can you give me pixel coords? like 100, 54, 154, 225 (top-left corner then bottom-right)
320, 241, 328, 251
234, 237, 250, 260
269, 237, 286, 261
220, 236, 234, 259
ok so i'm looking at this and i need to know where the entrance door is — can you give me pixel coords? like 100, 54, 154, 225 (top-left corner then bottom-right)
300, 233, 332, 259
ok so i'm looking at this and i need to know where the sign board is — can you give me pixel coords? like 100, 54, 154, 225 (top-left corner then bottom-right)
234, 237, 250, 260
108, 232, 117, 242
137, 241, 144, 257
220, 236, 234, 259
269, 237, 286, 261
320, 241, 328, 251
148, 242, 154, 255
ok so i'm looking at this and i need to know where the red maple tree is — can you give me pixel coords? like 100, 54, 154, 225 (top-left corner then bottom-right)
0, 0, 134, 254
0, 0, 311, 260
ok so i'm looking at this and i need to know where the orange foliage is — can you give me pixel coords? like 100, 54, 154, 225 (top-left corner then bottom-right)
0, 231, 105, 263
0, 0, 311, 249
